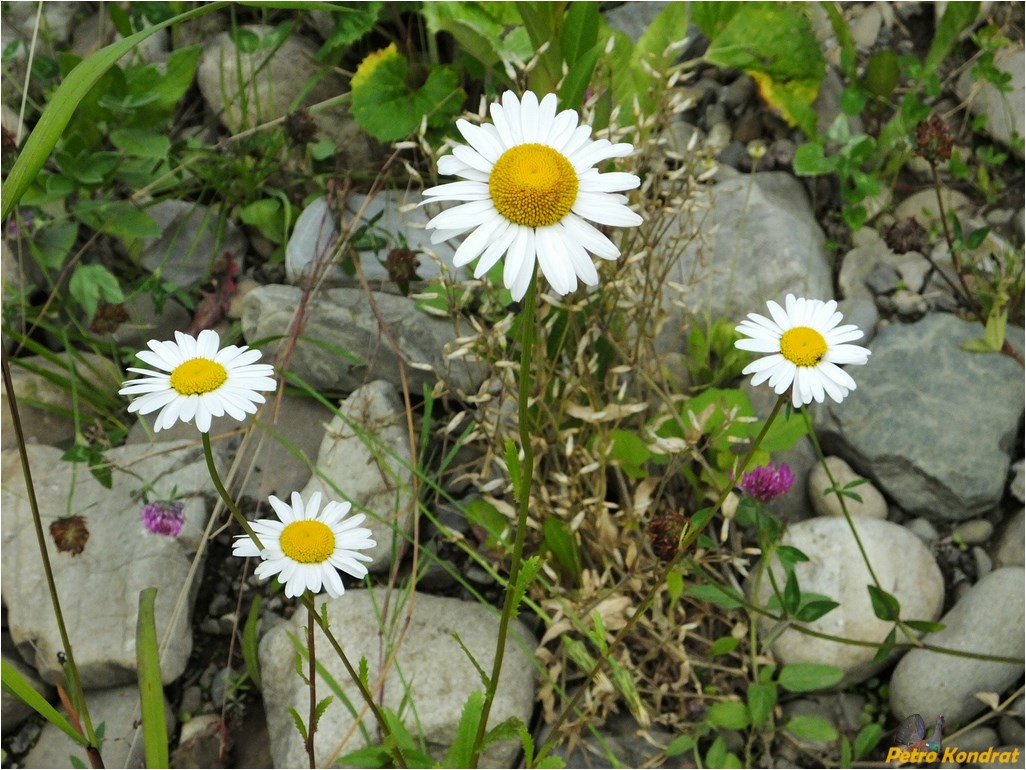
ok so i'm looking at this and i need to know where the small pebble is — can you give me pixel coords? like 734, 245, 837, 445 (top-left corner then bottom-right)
992, 509, 1025, 568
954, 726, 999, 752
972, 546, 993, 577
906, 517, 940, 543
865, 264, 901, 295
954, 518, 994, 545
999, 696, 1025, 745
890, 289, 929, 318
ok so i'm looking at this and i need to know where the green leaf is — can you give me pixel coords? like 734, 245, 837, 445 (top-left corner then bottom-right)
542, 518, 582, 583
1, 660, 87, 747
863, 50, 900, 99
778, 663, 844, 692
442, 691, 484, 768
795, 600, 840, 622
109, 128, 171, 159
240, 197, 286, 244
421, 2, 533, 70
464, 497, 509, 551
871, 626, 897, 664
684, 583, 744, 610
924, 2, 980, 75
559, 42, 601, 111
854, 723, 884, 759
708, 700, 750, 729
137, 588, 169, 769
776, 545, 809, 571
665, 733, 696, 757
786, 714, 839, 742
350, 48, 464, 142
746, 682, 777, 728
510, 555, 542, 617
72, 199, 160, 239
560, 2, 599, 65
604, 429, 651, 478
903, 619, 945, 634
666, 569, 685, 605
28, 219, 79, 270
866, 585, 901, 621
709, 636, 740, 656
690, 2, 743, 39
319, 2, 382, 54
242, 595, 263, 689
703, 6, 824, 135
68, 263, 124, 320
782, 570, 801, 615
793, 142, 838, 175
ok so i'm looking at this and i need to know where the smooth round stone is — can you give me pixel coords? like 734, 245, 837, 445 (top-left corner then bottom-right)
808, 457, 888, 519
993, 509, 1025, 568
954, 519, 995, 545
906, 517, 940, 543
749, 517, 943, 684
890, 568, 1026, 726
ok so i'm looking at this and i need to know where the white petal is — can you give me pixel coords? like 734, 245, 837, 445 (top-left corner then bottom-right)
560, 214, 620, 260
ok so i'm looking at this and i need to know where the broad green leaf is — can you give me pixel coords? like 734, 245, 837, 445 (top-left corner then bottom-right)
854, 722, 884, 758
109, 128, 171, 159
863, 50, 900, 99
783, 570, 801, 615
786, 714, 839, 742
560, 1, 599, 65
794, 141, 838, 176
137, 588, 169, 769
903, 619, 945, 634
319, 2, 382, 54
703, 6, 824, 135
350, 46, 465, 142
872, 626, 897, 664
464, 497, 509, 551
28, 220, 79, 270
68, 263, 125, 320
708, 700, 750, 729
666, 569, 685, 605
684, 583, 744, 610
709, 636, 740, 656
747, 682, 776, 728
665, 733, 696, 757
71, 199, 160, 239
604, 429, 651, 478
867, 585, 901, 621
689, 2, 745, 38
795, 599, 840, 622
421, 1, 533, 69
778, 663, 844, 692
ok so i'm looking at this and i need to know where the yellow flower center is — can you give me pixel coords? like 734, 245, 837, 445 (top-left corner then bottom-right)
169, 358, 227, 395
489, 143, 579, 228
780, 327, 828, 367
279, 520, 336, 564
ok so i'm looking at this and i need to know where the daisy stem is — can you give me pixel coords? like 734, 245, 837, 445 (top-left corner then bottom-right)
0, 350, 103, 766
470, 272, 539, 766
535, 393, 788, 765
200, 434, 408, 767
300, 594, 408, 769
306, 597, 317, 768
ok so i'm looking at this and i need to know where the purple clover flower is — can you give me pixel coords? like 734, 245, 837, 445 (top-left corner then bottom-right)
140, 500, 185, 537
739, 463, 795, 502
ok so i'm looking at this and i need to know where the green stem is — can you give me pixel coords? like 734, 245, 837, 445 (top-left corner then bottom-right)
0, 349, 103, 767
470, 273, 539, 766
306, 598, 316, 769
200, 434, 406, 768
536, 394, 789, 764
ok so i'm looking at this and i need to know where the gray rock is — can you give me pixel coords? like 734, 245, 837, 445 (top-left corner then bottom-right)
603, 1, 671, 44
906, 517, 940, 543
865, 264, 902, 295
287, 192, 451, 290
658, 172, 832, 354
23, 684, 174, 769
1011, 459, 1025, 503
953, 518, 995, 545
956, 726, 1000, 753
818, 315, 1025, 521
850, 3, 885, 50
241, 283, 486, 396
258, 588, 537, 768
890, 568, 1025, 726
196, 24, 375, 166
111, 291, 192, 350
999, 696, 1024, 745
300, 381, 412, 571
893, 188, 973, 231
808, 456, 888, 519
956, 46, 1025, 157
992, 509, 1025, 568
837, 296, 880, 345
973, 545, 994, 577
139, 200, 247, 289
749, 517, 943, 684
1, 442, 209, 687
1, 352, 123, 449
2, 633, 53, 732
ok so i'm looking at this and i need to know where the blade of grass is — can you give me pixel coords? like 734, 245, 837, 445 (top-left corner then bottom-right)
136, 587, 169, 769
1, 659, 88, 747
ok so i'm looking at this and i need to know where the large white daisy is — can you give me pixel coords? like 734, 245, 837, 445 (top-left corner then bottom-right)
119, 329, 277, 433
735, 294, 871, 408
232, 491, 375, 598
422, 90, 643, 301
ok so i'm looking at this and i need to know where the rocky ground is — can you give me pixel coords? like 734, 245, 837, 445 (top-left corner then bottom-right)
2, 2, 1024, 768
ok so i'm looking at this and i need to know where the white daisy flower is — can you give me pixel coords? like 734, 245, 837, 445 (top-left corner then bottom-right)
232, 491, 375, 599
422, 90, 643, 301
119, 329, 277, 433
735, 294, 871, 408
